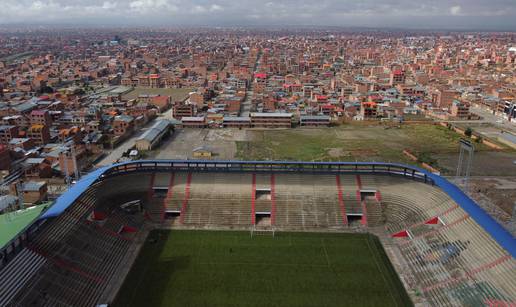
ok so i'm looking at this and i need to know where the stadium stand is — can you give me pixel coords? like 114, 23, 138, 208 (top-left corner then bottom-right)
0, 160, 514, 306
182, 172, 252, 226
0, 175, 147, 306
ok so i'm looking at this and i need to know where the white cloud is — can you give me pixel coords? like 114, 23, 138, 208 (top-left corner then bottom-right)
0, 0, 514, 29
102, 1, 117, 9
450, 5, 462, 15
210, 4, 223, 12
191, 5, 207, 13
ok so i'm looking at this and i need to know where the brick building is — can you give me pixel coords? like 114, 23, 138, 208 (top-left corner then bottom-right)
27, 124, 51, 146
113, 115, 135, 137
0, 125, 19, 144
250, 113, 293, 128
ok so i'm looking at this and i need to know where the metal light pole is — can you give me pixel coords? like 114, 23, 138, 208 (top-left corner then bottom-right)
456, 139, 474, 191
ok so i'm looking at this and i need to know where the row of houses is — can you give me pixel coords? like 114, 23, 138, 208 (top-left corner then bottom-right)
180, 113, 331, 128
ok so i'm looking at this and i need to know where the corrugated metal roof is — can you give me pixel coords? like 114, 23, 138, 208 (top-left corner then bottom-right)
137, 128, 161, 142
300, 115, 330, 121
182, 116, 205, 121
23, 181, 46, 191
223, 117, 251, 122
250, 112, 293, 117
136, 120, 170, 142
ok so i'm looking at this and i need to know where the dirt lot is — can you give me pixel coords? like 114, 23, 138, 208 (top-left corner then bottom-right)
449, 177, 516, 228
122, 87, 193, 101
236, 124, 513, 168
148, 124, 515, 176
468, 177, 516, 216
151, 128, 250, 160
435, 151, 516, 176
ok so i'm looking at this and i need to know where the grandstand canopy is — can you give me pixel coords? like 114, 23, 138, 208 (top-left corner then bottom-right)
0, 204, 49, 248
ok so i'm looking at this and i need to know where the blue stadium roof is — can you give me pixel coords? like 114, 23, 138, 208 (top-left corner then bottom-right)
39, 160, 516, 258
40, 166, 109, 219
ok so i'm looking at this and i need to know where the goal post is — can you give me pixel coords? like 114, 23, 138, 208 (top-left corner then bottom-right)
250, 226, 275, 237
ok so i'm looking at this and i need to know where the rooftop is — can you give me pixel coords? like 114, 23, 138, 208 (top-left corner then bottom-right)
0, 204, 49, 248
250, 112, 293, 118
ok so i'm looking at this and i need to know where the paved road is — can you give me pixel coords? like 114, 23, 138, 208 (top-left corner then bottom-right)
442, 105, 516, 146
96, 108, 175, 166
240, 50, 262, 117
469, 105, 516, 133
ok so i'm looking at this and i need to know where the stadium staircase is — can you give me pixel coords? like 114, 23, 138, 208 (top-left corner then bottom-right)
145, 173, 174, 223
165, 172, 188, 213
363, 196, 384, 227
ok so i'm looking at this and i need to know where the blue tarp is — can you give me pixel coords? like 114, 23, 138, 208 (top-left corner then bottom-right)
38, 160, 515, 257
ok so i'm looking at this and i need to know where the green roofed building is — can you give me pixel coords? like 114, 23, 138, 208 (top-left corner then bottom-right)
0, 203, 49, 248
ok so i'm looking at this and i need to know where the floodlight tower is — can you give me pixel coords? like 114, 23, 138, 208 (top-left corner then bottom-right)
456, 139, 474, 191
16, 181, 24, 210
71, 142, 80, 180
510, 202, 516, 235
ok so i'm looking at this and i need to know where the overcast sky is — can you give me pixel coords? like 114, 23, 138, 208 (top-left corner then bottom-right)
1, 0, 516, 30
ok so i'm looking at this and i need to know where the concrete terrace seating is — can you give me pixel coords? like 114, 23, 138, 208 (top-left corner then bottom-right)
381, 194, 429, 233
0, 249, 46, 306
370, 175, 516, 306
2, 178, 145, 307
368, 175, 457, 233
273, 174, 344, 229
430, 212, 515, 303
183, 172, 252, 226
153, 172, 171, 188
96, 173, 152, 201
399, 212, 516, 306
2, 168, 514, 306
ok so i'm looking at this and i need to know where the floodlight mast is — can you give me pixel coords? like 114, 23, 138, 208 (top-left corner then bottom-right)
456, 139, 474, 191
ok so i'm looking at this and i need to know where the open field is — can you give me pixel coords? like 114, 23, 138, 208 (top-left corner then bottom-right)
148, 123, 515, 175
113, 230, 411, 307
122, 87, 194, 101
435, 151, 516, 176
151, 128, 246, 159
461, 177, 516, 216
0, 51, 34, 63
235, 124, 515, 174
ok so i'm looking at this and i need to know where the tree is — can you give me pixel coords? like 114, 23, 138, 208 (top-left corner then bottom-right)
39, 85, 54, 94
464, 127, 473, 137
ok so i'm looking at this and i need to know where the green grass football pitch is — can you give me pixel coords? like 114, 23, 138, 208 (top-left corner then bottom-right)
113, 230, 412, 307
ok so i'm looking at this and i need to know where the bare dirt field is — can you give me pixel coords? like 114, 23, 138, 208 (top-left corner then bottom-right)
151, 128, 251, 160
122, 87, 194, 101
236, 124, 515, 172
450, 177, 516, 229
149, 124, 515, 176
434, 151, 516, 176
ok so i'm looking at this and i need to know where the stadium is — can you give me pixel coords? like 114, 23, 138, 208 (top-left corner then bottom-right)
0, 160, 515, 306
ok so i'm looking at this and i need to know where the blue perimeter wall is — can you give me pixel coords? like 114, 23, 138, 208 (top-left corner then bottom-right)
40, 160, 516, 258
